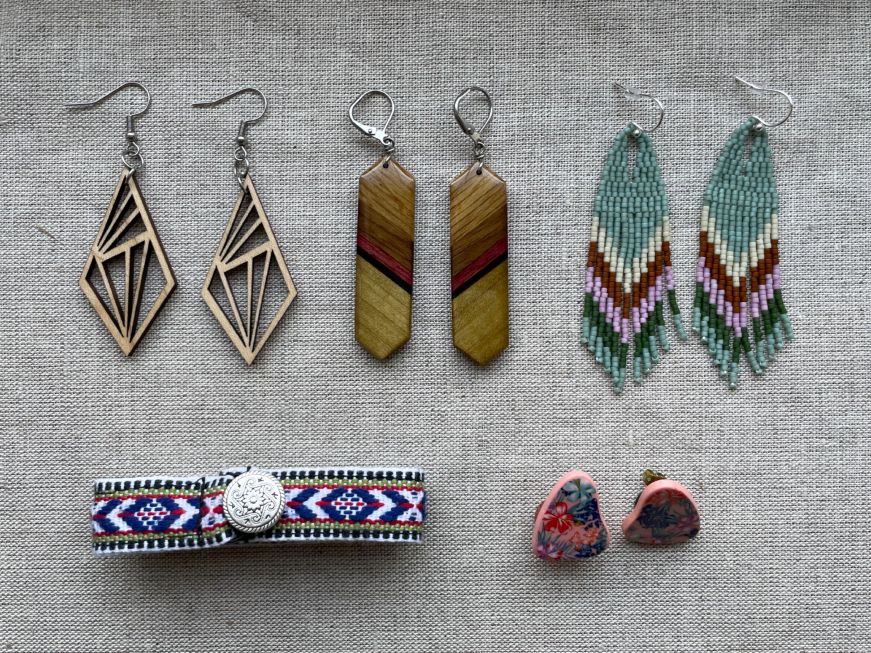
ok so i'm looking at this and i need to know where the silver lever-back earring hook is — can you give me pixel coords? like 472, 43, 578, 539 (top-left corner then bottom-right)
349, 90, 396, 161
453, 86, 493, 171
453, 86, 493, 137
734, 76, 795, 130
613, 82, 664, 137
65, 81, 151, 170
192, 87, 267, 186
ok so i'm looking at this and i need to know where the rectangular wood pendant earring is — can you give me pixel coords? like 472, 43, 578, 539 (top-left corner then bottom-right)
349, 91, 415, 359
66, 82, 176, 356
193, 88, 297, 364
450, 87, 509, 365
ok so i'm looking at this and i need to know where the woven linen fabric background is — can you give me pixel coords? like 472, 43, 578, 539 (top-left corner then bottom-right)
2, 0, 870, 651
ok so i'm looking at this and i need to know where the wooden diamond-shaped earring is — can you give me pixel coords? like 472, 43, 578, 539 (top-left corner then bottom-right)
192, 88, 297, 364
66, 82, 176, 357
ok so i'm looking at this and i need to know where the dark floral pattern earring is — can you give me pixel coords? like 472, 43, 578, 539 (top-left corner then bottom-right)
622, 469, 700, 545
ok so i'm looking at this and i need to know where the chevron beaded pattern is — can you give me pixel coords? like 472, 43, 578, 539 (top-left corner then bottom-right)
582, 126, 686, 394
692, 119, 793, 389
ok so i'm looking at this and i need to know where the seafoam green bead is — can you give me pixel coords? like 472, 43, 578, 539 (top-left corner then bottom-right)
692, 117, 792, 387
582, 122, 684, 393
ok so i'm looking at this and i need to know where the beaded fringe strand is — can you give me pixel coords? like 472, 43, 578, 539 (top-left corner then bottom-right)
692, 118, 793, 389
582, 126, 687, 394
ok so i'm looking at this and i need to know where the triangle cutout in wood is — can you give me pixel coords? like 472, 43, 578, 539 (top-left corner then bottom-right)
80, 167, 176, 356
202, 175, 297, 364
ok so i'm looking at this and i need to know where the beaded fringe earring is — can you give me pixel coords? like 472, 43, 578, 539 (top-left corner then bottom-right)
692, 77, 795, 389
582, 84, 687, 394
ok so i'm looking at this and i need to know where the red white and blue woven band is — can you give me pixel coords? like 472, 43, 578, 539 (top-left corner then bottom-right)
91, 467, 427, 555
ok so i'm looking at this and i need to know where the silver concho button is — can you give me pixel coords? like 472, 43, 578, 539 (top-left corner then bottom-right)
223, 471, 285, 535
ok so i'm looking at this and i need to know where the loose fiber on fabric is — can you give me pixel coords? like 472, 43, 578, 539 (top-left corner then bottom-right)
1, 1, 870, 651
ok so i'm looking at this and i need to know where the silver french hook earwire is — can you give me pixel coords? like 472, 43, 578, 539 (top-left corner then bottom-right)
734, 76, 795, 131
192, 87, 267, 186
349, 90, 396, 165
613, 82, 664, 138
65, 81, 151, 170
453, 86, 493, 173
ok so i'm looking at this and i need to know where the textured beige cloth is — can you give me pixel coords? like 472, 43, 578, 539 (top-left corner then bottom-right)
2, 1, 870, 651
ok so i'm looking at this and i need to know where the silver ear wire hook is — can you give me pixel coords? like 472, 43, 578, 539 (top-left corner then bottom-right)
349, 90, 396, 161
192, 87, 267, 143
192, 87, 267, 186
65, 81, 151, 170
613, 82, 664, 137
453, 86, 493, 172
453, 86, 493, 137
734, 76, 795, 130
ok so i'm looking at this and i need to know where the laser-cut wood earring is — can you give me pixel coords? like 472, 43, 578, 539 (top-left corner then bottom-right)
65, 82, 176, 356
348, 90, 415, 360
450, 86, 509, 365
192, 88, 297, 365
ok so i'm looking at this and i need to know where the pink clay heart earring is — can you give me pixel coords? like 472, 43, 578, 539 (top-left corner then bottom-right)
621, 469, 700, 545
532, 470, 611, 560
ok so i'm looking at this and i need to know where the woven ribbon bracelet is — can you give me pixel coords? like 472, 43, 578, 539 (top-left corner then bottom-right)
91, 466, 427, 555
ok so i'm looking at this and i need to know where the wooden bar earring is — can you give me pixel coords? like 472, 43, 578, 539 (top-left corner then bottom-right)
348, 91, 415, 359
65, 82, 176, 356
192, 88, 297, 364
449, 86, 509, 365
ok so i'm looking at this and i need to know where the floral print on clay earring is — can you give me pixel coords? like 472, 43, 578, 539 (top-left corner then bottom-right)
532, 470, 611, 560
621, 469, 700, 545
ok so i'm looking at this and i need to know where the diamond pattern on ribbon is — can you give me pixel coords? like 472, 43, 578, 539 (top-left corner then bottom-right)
317, 487, 382, 522
92, 496, 200, 536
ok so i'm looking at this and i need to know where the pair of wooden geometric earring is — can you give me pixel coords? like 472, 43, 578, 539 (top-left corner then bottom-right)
532, 469, 701, 560
349, 87, 509, 365
67, 83, 296, 364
